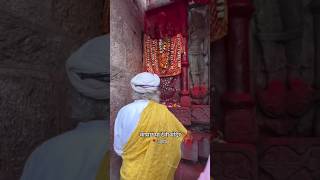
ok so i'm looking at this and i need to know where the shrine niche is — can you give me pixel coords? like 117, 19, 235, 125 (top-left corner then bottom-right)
142, 0, 212, 179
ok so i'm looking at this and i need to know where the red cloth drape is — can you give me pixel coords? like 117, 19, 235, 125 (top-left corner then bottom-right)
144, 0, 188, 39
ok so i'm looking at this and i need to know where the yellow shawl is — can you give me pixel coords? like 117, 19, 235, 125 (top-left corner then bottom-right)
96, 151, 109, 180
120, 101, 187, 180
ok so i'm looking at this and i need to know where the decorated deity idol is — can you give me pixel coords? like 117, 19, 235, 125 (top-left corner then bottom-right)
188, 6, 210, 104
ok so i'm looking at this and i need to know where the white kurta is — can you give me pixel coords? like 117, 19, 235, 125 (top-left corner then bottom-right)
20, 120, 108, 180
113, 100, 149, 156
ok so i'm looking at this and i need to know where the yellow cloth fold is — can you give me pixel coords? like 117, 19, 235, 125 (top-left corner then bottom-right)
96, 151, 109, 180
121, 101, 187, 180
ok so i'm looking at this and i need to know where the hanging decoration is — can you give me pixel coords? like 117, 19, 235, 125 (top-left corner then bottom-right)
143, 0, 189, 105
143, 33, 185, 77
144, 0, 188, 39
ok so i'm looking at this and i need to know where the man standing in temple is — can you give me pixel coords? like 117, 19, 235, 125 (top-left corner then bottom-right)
114, 72, 188, 180
20, 34, 109, 180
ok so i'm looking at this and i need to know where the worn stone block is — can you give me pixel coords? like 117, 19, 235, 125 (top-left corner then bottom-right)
175, 161, 205, 180
169, 107, 192, 126
212, 143, 258, 180
191, 105, 210, 125
259, 138, 320, 180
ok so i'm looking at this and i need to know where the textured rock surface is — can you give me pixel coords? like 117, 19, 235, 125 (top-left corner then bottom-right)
110, 0, 143, 179
110, 0, 143, 128
0, 0, 105, 179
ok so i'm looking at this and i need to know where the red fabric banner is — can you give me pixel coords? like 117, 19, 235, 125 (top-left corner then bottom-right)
144, 0, 188, 39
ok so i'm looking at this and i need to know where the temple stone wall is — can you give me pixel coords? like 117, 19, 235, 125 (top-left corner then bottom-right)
110, 0, 143, 128
0, 0, 105, 179
110, 1, 143, 179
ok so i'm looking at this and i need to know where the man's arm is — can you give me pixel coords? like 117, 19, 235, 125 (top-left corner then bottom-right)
112, 110, 124, 180
113, 109, 123, 156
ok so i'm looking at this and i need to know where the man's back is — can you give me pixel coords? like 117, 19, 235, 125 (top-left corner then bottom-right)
119, 101, 187, 180
114, 100, 149, 156
20, 120, 108, 180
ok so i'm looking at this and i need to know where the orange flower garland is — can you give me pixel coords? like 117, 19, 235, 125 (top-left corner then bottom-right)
143, 33, 184, 77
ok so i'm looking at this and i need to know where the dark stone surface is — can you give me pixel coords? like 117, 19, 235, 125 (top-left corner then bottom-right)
0, 0, 105, 178
212, 0, 320, 180
212, 143, 258, 180
0, 10, 71, 70
258, 138, 320, 180
51, 0, 105, 38
0, 74, 65, 179
110, 0, 142, 179
251, 0, 316, 136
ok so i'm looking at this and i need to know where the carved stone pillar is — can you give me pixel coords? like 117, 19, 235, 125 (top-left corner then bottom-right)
310, 0, 320, 136
222, 0, 257, 143
180, 36, 192, 107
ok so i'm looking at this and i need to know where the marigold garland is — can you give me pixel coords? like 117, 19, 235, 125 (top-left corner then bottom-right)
143, 33, 184, 77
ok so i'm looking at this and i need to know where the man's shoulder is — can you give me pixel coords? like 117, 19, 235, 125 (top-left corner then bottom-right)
33, 124, 105, 154
155, 103, 168, 110
121, 101, 136, 109
32, 129, 79, 154
118, 102, 134, 114
148, 101, 166, 108
148, 101, 172, 113
119, 100, 148, 112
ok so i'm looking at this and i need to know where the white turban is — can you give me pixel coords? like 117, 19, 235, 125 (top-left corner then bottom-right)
66, 34, 109, 100
130, 72, 160, 94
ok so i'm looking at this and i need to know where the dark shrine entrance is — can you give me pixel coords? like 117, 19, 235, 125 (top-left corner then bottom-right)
110, 0, 213, 179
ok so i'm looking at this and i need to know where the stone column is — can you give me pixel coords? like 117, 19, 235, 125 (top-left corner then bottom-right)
223, 0, 257, 143
310, 0, 320, 136
180, 36, 192, 107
